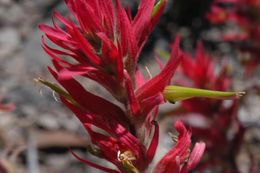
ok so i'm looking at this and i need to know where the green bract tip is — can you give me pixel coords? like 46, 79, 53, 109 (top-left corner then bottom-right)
34, 78, 78, 106
152, 0, 166, 18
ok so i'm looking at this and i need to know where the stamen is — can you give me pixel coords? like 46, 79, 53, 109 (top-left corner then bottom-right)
117, 150, 139, 173
184, 148, 191, 163
168, 132, 178, 144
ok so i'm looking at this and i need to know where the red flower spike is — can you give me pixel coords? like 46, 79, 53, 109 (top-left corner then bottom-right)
39, 0, 205, 172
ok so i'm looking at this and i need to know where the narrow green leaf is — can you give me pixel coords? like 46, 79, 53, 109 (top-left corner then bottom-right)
163, 85, 245, 103
34, 78, 78, 105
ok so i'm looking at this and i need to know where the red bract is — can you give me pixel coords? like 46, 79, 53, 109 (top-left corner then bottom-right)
208, 0, 260, 73
39, 0, 206, 172
176, 43, 245, 173
154, 120, 206, 173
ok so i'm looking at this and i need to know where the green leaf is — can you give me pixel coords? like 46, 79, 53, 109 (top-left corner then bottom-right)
163, 85, 245, 103
35, 78, 78, 105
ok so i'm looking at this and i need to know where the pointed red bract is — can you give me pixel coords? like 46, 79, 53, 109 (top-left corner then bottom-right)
136, 36, 182, 102
154, 121, 205, 173
146, 121, 159, 163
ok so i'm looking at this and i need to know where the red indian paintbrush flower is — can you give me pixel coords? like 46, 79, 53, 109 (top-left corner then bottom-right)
38, 0, 206, 172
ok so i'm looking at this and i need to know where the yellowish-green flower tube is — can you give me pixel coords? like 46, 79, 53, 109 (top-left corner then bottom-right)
163, 85, 245, 103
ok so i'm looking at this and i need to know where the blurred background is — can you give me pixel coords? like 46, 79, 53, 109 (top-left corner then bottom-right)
0, 0, 259, 173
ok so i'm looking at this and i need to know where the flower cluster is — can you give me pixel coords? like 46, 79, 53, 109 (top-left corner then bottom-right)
39, 0, 206, 172
208, 0, 260, 73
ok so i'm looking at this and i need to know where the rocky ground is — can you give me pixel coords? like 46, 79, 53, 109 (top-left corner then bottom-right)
0, 0, 259, 173
0, 1, 91, 172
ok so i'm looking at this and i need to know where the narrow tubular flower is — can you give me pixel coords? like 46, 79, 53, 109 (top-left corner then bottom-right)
162, 42, 244, 104
163, 85, 245, 103
177, 42, 242, 115
38, 0, 203, 172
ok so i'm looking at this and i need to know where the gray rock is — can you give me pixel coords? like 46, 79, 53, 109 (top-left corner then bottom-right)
38, 114, 60, 130
0, 27, 20, 57
0, 0, 12, 6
